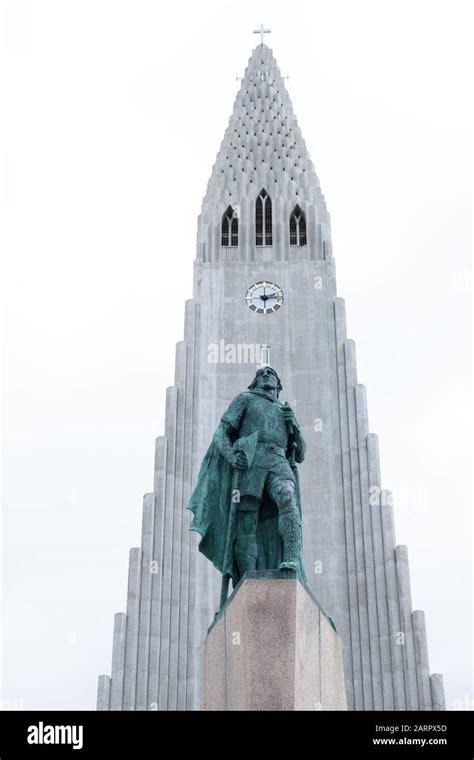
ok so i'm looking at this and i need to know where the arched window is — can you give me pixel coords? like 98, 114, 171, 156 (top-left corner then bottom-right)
290, 205, 307, 246
221, 206, 238, 247
256, 189, 272, 246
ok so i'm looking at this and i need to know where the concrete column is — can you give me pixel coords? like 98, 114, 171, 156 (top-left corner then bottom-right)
367, 434, 395, 710
185, 303, 202, 711
412, 610, 432, 710
355, 384, 383, 709
135, 493, 156, 710
158, 385, 178, 710
96, 675, 110, 711
431, 674, 446, 710
334, 297, 359, 711
395, 545, 419, 710
320, 282, 349, 674
344, 340, 372, 709
110, 612, 127, 710
123, 548, 142, 710
177, 302, 197, 710
168, 342, 187, 709
381, 498, 406, 709
147, 436, 167, 710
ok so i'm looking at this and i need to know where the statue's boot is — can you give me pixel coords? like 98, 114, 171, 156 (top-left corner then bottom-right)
278, 506, 302, 572
234, 534, 258, 577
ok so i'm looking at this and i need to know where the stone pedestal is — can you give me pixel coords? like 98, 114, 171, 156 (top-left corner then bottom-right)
201, 573, 347, 711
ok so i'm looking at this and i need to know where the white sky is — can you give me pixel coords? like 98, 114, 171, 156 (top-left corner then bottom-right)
0, 0, 472, 710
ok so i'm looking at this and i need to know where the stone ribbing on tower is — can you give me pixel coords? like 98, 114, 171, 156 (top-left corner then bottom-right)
96, 44, 444, 711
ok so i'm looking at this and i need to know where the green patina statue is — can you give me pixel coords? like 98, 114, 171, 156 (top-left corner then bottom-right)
187, 366, 307, 610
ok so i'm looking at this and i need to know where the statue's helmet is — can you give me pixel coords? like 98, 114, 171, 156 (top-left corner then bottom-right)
247, 366, 283, 396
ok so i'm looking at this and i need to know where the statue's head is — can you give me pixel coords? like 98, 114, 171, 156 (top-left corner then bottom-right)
248, 366, 282, 397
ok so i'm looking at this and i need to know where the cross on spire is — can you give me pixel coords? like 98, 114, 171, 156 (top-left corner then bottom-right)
253, 24, 271, 46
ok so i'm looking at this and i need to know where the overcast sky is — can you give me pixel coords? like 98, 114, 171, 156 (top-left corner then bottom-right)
1, 0, 472, 710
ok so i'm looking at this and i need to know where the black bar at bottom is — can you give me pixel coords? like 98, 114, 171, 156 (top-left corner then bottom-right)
0, 710, 472, 758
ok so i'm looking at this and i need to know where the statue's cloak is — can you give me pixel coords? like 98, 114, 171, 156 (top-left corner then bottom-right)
187, 435, 306, 588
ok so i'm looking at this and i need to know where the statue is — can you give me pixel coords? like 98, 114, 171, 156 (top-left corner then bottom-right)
187, 366, 307, 611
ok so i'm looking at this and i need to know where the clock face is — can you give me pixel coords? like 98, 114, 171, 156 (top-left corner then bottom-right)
245, 281, 284, 314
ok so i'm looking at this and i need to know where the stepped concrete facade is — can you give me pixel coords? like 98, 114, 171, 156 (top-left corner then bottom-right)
96, 43, 445, 711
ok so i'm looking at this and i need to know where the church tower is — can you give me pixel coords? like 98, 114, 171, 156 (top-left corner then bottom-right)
96, 39, 445, 711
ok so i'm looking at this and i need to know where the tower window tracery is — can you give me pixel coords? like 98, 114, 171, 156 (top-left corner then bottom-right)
256, 189, 272, 246
221, 205, 238, 247
290, 205, 307, 246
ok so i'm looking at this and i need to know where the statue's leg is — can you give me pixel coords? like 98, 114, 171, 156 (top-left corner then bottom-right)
234, 499, 259, 577
267, 475, 302, 571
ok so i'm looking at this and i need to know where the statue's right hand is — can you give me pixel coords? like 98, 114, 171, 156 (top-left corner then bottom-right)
233, 451, 248, 470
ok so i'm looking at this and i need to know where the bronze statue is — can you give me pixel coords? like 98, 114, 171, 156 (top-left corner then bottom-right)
188, 366, 307, 609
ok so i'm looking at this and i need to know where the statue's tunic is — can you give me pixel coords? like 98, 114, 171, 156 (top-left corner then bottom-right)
221, 390, 296, 499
